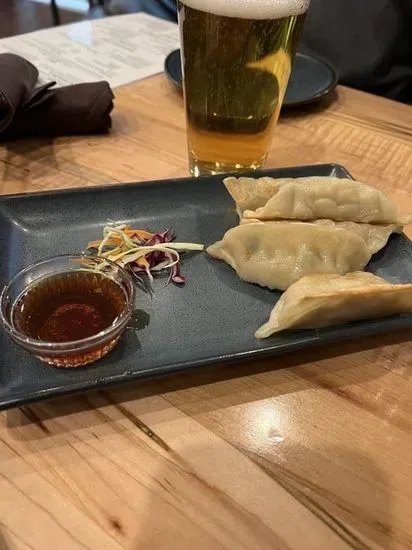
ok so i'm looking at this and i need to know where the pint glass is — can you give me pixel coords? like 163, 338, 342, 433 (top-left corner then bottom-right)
178, 0, 310, 176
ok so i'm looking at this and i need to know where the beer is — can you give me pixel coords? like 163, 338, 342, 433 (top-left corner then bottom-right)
178, 0, 310, 176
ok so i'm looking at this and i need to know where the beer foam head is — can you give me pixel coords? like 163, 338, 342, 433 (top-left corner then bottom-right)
180, 0, 310, 19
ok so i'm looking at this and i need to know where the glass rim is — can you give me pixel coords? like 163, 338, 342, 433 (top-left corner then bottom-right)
0, 254, 136, 353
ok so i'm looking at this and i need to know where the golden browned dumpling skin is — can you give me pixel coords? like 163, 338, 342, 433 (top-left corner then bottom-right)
255, 272, 412, 338
224, 176, 286, 216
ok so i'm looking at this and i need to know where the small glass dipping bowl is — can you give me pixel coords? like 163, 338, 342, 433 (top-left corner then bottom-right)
0, 255, 135, 368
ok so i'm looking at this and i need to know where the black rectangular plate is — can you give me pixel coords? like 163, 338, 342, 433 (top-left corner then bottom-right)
1, 163, 412, 410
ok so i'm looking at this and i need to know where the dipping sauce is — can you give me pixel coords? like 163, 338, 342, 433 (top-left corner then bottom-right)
12, 271, 127, 343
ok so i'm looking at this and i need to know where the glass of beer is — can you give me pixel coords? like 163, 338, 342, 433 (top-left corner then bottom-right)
178, 0, 310, 176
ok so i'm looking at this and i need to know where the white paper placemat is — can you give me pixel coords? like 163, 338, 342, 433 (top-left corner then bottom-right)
0, 13, 180, 87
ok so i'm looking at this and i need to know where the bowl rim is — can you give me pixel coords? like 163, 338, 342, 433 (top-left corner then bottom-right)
0, 254, 136, 354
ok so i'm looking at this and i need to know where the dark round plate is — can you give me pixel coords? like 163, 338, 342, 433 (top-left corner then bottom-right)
164, 49, 338, 108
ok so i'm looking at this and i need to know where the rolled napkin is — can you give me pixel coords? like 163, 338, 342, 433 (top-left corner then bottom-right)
0, 53, 114, 139
2, 82, 114, 139
0, 54, 39, 134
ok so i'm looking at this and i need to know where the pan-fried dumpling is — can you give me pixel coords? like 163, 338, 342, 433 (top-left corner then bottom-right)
238, 218, 401, 255
255, 272, 412, 338
224, 176, 287, 217
207, 222, 371, 291
312, 220, 401, 255
224, 175, 412, 224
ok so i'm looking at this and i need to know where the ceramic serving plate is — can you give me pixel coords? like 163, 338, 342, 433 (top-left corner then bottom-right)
1, 163, 411, 410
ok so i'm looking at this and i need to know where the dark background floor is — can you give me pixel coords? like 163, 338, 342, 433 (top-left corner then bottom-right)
0, 0, 83, 39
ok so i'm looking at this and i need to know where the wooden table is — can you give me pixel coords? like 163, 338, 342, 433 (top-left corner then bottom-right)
1, 77, 412, 550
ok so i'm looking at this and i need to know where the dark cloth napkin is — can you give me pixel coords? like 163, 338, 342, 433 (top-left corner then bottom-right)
0, 53, 114, 140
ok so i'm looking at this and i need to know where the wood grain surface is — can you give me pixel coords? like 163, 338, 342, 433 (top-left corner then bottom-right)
1, 76, 412, 549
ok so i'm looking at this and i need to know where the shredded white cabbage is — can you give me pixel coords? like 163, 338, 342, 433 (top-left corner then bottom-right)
94, 224, 204, 275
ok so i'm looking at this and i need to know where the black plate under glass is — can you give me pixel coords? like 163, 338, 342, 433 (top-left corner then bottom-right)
164, 49, 339, 107
1, 163, 412, 410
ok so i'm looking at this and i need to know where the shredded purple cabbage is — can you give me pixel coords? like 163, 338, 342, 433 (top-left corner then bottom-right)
129, 228, 186, 287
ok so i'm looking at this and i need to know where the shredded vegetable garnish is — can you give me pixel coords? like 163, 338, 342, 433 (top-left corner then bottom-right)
87, 223, 204, 288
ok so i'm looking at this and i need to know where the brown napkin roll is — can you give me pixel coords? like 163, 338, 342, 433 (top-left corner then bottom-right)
0, 52, 115, 140
2, 82, 114, 139
0, 53, 39, 134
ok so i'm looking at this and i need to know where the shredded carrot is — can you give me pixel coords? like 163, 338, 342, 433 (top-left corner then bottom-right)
86, 223, 204, 289
136, 256, 150, 269
87, 228, 154, 250
124, 229, 154, 240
